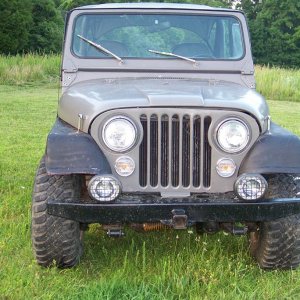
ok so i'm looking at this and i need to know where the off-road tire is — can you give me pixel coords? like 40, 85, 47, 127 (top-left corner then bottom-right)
31, 157, 83, 268
249, 174, 300, 270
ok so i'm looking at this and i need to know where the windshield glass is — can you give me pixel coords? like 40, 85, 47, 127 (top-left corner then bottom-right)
72, 13, 244, 60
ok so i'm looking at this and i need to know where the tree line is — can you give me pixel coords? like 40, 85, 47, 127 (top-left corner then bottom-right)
1, 0, 299, 67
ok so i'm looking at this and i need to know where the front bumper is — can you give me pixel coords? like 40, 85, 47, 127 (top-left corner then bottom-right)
47, 198, 300, 224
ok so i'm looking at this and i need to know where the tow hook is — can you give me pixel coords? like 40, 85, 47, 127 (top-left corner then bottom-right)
161, 209, 188, 229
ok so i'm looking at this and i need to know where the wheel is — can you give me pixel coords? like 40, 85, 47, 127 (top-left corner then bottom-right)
31, 157, 83, 268
249, 174, 300, 270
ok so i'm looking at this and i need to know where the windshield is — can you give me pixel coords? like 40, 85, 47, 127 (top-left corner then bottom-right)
72, 13, 244, 60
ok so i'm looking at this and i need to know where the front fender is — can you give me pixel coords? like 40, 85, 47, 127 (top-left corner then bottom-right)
45, 118, 111, 175
240, 122, 300, 174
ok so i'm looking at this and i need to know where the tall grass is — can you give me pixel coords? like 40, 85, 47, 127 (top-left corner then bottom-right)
0, 54, 300, 101
0, 53, 61, 85
255, 65, 300, 101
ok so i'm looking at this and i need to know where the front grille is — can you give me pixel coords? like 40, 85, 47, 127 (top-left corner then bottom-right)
139, 113, 212, 189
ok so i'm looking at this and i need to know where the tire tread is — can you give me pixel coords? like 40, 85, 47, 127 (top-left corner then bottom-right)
250, 174, 300, 270
31, 157, 82, 268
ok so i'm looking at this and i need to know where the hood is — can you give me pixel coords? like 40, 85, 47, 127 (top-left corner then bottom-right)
58, 78, 269, 133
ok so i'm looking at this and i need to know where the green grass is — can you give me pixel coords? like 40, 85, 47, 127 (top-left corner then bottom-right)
0, 84, 300, 299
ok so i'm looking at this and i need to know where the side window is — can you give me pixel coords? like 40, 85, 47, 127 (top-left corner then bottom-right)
232, 23, 243, 58
223, 20, 231, 58
208, 22, 217, 51
223, 20, 244, 59
210, 19, 244, 59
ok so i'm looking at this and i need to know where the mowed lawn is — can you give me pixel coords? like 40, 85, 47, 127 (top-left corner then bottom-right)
1, 84, 300, 300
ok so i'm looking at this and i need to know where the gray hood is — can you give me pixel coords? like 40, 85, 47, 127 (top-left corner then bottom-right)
58, 78, 269, 133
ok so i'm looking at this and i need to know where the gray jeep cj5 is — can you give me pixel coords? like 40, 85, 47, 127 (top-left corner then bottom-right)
31, 3, 300, 269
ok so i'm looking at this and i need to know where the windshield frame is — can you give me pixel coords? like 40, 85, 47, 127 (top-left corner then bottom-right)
70, 12, 246, 62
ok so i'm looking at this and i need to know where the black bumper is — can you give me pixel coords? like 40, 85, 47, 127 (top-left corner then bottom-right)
47, 198, 300, 224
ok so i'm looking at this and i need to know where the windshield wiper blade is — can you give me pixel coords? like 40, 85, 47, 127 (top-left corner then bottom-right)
77, 35, 123, 63
148, 49, 196, 64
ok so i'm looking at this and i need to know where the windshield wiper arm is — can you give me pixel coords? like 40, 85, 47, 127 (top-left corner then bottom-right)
148, 49, 196, 64
77, 35, 123, 63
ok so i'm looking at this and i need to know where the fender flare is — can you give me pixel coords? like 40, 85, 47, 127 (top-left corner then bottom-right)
45, 118, 111, 175
239, 122, 300, 174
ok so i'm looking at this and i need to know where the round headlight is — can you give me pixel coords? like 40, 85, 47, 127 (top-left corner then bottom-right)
216, 119, 250, 153
103, 116, 137, 152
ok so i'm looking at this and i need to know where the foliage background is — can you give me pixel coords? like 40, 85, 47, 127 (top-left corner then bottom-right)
237, 0, 300, 67
0, 0, 299, 68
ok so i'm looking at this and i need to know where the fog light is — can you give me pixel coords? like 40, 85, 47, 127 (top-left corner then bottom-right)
88, 175, 121, 202
216, 158, 236, 177
235, 174, 268, 200
115, 156, 135, 176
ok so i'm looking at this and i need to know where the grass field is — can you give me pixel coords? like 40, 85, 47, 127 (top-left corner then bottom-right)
0, 83, 300, 299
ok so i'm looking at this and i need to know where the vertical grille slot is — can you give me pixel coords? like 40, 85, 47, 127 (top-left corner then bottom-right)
161, 115, 169, 187
193, 116, 201, 187
150, 114, 158, 186
182, 115, 190, 187
203, 116, 212, 188
139, 114, 147, 187
171, 115, 180, 187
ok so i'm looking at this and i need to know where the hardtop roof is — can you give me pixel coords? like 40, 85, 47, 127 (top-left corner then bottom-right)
74, 2, 240, 13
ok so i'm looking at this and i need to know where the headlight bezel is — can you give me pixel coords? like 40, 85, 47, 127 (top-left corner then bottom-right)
215, 117, 251, 154
102, 115, 138, 153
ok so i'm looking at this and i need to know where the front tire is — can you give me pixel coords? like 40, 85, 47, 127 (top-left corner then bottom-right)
31, 157, 83, 268
249, 174, 300, 270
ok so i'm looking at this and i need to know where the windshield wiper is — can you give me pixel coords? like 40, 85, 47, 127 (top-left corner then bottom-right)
77, 35, 123, 63
148, 49, 196, 64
